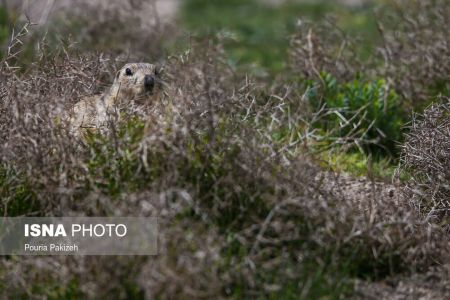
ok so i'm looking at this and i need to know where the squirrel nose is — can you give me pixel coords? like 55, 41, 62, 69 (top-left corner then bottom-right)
144, 75, 155, 91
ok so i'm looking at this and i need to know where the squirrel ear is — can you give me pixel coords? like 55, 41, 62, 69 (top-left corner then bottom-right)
115, 70, 121, 79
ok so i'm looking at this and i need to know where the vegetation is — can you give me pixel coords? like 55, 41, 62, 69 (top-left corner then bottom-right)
0, 165, 39, 216
0, 0, 449, 299
0, 7, 7, 49
305, 73, 405, 155
182, 0, 379, 74
401, 100, 450, 217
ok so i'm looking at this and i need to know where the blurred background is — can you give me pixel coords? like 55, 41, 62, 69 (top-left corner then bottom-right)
0, 0, 449, 299
1, 0, 380, 73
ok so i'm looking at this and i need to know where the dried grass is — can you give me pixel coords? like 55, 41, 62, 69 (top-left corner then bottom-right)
400, 99, 450, 218
0, 2, 448, 299
375, 0, 450, 104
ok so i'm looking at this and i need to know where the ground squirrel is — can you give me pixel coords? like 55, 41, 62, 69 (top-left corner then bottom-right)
68, 62, 161, 138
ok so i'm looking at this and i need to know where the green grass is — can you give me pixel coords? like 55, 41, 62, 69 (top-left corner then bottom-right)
0, 7, 9, 58
306, 73, 406, 156
0, 165, 39, 216
259, 73, 407, 179
181, 0, 379, 74
322, 151, 397, 179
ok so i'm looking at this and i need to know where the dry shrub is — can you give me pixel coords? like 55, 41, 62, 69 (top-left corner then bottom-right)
0, 32, 448, 299
289, 17, 363, 82
289, 0, 450, 108
3, 0, 176, 68
400, 99, 450, 217
376, 0, 450, 105
62, 0, 174, 59
287, 18, 406, 157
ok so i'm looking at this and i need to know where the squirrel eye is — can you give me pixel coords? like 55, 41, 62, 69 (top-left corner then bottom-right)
125, 68, 133, 76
